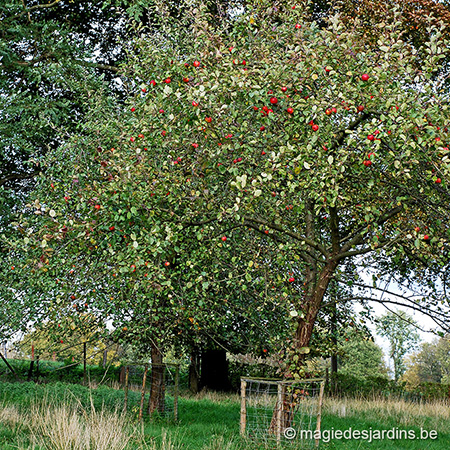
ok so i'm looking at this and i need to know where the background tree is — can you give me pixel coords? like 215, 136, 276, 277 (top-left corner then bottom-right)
338, 330, 388, 380
376, 310, 420, 381
402, 335, 450, 385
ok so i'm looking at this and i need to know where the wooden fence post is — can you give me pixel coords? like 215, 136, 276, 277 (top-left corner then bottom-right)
83, 342, 87, 385
276, 383, 283, 444
315, 381, 325, 448
0, 351, 18, 379
139, 364, 148, 422
240, 379, 247, 437
174, 365, 179, 422
123, 366, 129, 412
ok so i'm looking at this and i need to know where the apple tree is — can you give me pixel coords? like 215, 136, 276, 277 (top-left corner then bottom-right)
7, 0, 450, 384
115, 0, 450, 364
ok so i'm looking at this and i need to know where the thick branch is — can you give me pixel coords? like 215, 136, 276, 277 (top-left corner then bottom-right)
75, 59, 120, 74
243, 219, 313, 263
339, 204, 404, 254
0, 170, 41, 187
244, 215, 328, 258
334, 232, 404, 261
350, 296, 450, 333
329, 206, 340, 254
2, 57, 120, 74
329, 112, 370, 151
10, 0, 62, 21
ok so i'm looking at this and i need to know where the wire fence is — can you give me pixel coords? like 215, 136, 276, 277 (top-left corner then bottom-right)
0, 341, 121, 385
121, 363, 179, 422
240, 377, 325, 448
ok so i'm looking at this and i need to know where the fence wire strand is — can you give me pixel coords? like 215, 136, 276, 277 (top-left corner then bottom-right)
242, 378, 324, 448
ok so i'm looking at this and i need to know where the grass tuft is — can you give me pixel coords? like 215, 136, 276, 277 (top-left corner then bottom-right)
27, 399, 135, 450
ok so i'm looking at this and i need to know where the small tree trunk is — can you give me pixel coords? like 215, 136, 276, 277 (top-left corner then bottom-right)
268, 261, 337, 435
148, 342, 165, 415
189, 349, 200, 394
294, 262, 338, 354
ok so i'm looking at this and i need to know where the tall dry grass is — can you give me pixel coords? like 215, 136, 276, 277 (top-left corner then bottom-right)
324, 396, 450, 433
0, 399, 135, 450
29, 400, 135, 450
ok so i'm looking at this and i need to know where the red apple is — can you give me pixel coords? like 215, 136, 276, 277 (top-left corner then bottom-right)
164, 261, 170, 267
361, 73, 370, 81
221, 236, 227, 241
414, 227, 420, 232
331, 107, 337, 113
192, 101, 198, 107
367, 134, 375, 141
312, 124, 319, 131
183, 77, 189, 82
131, 107, 135, 112
435, 178, 442, 184
193, 60, 200, 67
109, 226, 115, 231
270, 97, 278, 105
260, 126, 265, 131
289, 277, 295, 282
94, 204, 101, 210
281, 86, 287, 92
423, 235, 429, 240
287, 107, 294, 114
357, 105, 365, 112
205, 117, 212, 123
295, 24, 301, 29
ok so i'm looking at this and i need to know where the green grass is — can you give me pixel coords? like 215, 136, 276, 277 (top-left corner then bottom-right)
0, 381, 449, 449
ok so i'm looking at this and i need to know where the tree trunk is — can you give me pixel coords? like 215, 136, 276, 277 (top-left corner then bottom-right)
148, 342, 165, 415
189, 349, 201, 394
295, 261, 338, 353
330, 282, 338, 374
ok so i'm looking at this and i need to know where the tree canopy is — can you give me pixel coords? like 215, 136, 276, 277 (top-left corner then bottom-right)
4, 0, 450, 377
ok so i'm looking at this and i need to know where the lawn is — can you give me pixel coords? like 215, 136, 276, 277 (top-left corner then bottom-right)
0, 381, 449, 449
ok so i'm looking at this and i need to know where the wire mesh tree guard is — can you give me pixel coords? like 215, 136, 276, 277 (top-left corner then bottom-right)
120, 362, 179, 421
240, 377, 325, 448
